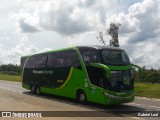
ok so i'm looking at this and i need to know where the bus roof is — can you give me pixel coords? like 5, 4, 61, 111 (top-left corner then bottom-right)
21, 45, 124, 57
77, 45, 124, 51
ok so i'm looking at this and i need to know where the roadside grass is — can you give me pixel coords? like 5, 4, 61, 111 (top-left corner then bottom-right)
135, 82, 160, 99
0, 73, 21, 82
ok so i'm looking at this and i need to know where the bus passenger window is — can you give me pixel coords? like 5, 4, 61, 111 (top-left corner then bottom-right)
36, 54, 47, 68
25, 56, 36, 68
47, 50, 80, 68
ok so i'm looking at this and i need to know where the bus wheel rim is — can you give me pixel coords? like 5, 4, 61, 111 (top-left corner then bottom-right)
31, 86, 34, 92
80, 93, 85, 101
37, 87, 40, 94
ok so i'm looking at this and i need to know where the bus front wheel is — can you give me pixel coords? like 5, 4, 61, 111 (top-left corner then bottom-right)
77, 91, 87, 104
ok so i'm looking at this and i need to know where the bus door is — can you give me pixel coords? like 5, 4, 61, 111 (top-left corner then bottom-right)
89, 85, 105, 104
87, 66, 105, 104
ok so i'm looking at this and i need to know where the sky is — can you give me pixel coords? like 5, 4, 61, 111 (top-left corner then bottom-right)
0, 0, 160, 69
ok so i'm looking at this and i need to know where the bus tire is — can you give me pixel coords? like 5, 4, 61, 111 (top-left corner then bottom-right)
35, 85, 41, 95
30, 85, 36, 94
77, 90, 87, 104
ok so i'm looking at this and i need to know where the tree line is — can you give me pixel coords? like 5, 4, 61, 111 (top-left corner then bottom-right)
0, 63, 21, 75
134, 67, 160, 83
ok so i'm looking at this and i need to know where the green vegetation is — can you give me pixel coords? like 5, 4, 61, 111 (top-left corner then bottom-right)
0, 63, 21, 82
134, 67, 160, 83
132, 68, 160, 99
0, 73, 21, 82
135, 82, 160, 99
0, 63, 21, 75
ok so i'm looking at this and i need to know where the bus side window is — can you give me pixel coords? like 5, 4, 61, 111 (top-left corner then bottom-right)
67, 50, 81, 68
21, 58, 24, 68
47, 54, 56, 68
21, 57, 29, 68
36, 54, 47, 68
79, 49, 101, 66
47, 50, 81, 68
47, 52, 67, 68
25, 56, 36, 68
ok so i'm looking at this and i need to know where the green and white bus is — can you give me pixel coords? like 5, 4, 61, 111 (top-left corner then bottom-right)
21, 45, 140, 105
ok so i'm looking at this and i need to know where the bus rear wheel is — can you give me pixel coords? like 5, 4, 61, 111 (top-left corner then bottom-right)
30, 85, 36, 94
77, 91, 87, 104
35, 85, 41, 95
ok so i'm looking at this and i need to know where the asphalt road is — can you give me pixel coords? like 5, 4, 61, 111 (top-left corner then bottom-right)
0, 80, 160, 120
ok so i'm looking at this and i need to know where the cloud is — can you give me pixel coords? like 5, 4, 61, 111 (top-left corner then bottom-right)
11, 0, 116, 35
7, 0, 160, 69
128, 0, 160, 43
11, 9, 40, 33
13, 0, 160, 39
0, 35, 39, 65
124, 38, 160, 69
105, 0, 160, 69
107, 0, 160, 43
19, 19, 39, 33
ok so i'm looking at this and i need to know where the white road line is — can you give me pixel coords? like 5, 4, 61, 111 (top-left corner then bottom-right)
0, 87, 22, 93
128, 103, 160, 110
136, 96, 160, 102
119, 114, 144, 120
148, 105, 160, 109
128, 103, 142, 106
131, 117, 145, 120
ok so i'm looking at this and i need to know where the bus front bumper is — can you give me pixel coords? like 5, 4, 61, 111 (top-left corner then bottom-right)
104, 91, 135, 105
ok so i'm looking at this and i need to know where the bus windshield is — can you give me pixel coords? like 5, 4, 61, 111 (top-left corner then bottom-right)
105, 70, 134, 92
102, 50, 130, 65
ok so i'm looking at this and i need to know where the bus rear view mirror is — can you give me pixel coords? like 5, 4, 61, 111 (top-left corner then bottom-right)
131, 64, 144, 79
131, 64, 143, 77
90, 63, 111, 78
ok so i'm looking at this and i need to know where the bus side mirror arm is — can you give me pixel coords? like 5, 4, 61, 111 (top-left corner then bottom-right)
90, 63, 111, 78
131, 64, 143, 76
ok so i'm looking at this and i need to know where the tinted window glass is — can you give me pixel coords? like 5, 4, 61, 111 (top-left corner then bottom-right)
36, 54, 47, 68
66, 50, 80, 67
24, 54, 47, 68
47, 53, 56, 67
21, 56, 29, 68
47, 50, 80, 68
102, 50, 130, 65
79, 48, 101, 65
47, 52, 66, 67
25, 56, 37, 68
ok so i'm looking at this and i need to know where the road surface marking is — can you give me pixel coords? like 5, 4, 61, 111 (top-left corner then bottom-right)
128, 103, 142, 106
119, 114, 144, 120
136, 96, 160, 102
128, 103, 160, 110
0, 87, 22, 93
148, 105, 160, 109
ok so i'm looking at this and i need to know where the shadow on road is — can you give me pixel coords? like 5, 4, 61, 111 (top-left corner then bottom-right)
23, 91, 145, 117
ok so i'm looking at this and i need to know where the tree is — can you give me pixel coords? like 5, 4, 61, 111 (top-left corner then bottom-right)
96, 31, 106, 46
107, 23, 121, 47
97, 22, 121, 47
134, 67, 160, 83
0, 63, 20, 75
